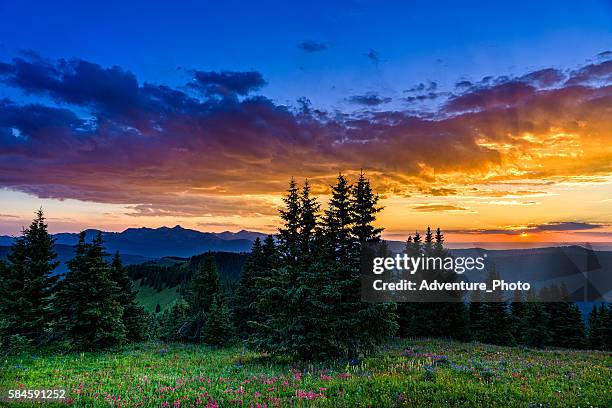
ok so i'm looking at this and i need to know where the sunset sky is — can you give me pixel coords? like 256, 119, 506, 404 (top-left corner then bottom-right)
0, 0, 611, 244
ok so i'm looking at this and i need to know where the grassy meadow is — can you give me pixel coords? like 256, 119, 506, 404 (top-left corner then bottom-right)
1, 339, 610, 407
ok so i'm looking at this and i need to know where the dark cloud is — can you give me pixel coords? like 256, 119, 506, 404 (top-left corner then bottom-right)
404, 92, 448, 104
443, 81, 536, 113
0, 99, 84, 134
448, 222, 606, 235
455, 80, 473, 89
346, 92, 391, 106
566, 60, 612, 85
297, 40, 328, 53
529, 221, 604, 232
596, 51, 612, 60
366, 49, 380, 65
405, 81, 437, 93
518, 68, 565, 88
188, 70, 266, 97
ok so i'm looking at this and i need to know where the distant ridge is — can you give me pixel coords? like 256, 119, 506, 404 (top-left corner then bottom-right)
0, 225, 268, 258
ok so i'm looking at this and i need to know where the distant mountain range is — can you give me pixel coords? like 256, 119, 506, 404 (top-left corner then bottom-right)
0, 225, 268, 258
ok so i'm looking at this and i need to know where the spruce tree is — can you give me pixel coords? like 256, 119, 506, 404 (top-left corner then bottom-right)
0, 210, 59, 345
202, 295, 237, 346
186, 254, 222, 341
586, 304, 611, 350
0, 236, 29, 347
510, 290, 526, 337
541, 284, 586, 348
234, 238, 264, 338
278, 178, 301, 264
399, 232, 428, 337
479, 264, 515, 345
351, 172, 383, 244
109, 252, 148, 342
158, 299, 190, 341
434, 228, 444, 253
299, 180, 320, 258
55, 232, 126, 349
468, 289, 484, 341
428, 228, 469, 340
423, 226, 434, 255
521, 289, 550, 348
349, 172, 397, 355
249, 232, 286, 354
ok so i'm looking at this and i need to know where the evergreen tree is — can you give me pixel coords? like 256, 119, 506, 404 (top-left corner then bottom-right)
541, 285, 586, 348
428, 228, 469, 340
398, 233, 428, 337
299, 180, 320, 258
109, 252, 148, 342
0, 236, 29, 347
468, 289, 484, 341
158, 299, 190, 341
351, 171, 383, 245
0, 210, 59, 345
411, 231, 422, 256
234, 238, 264, 338
521, 289, 550, 348
510, 290, 526, 336
434, 228, 444, 253
249, 234, 285, 353
479, 264, 515, 345
586, 304, 610, 350
54, 233, 126, 349
186, 254, 222, 341
348, 173, 397, 355
323, 174, 355, 261
202, 295, 237, 346
423, 226, 434, 255
278, 178, 301, 264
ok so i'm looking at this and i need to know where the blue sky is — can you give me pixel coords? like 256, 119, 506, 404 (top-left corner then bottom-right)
1, 0, 610, 110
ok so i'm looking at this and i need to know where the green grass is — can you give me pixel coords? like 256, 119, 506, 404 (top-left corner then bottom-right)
134, 283, 180, 313
1, 339, 610, 407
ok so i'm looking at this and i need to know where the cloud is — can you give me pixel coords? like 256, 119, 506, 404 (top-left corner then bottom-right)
297, 40, 328, 53
529, 221, 605, 232
188, 70, 266, 97
126, 196, 277, 217
566, 60, 612, 85
443, 81, 536, 113
405, 81, 438, 93
404, 92, 448, 104
412, 204, 471, 212
448, 221, 606, 235
346, 92, 391, 106
0, 54, 610, 218
455, 80, 473, 89
366, 49, 380, 65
